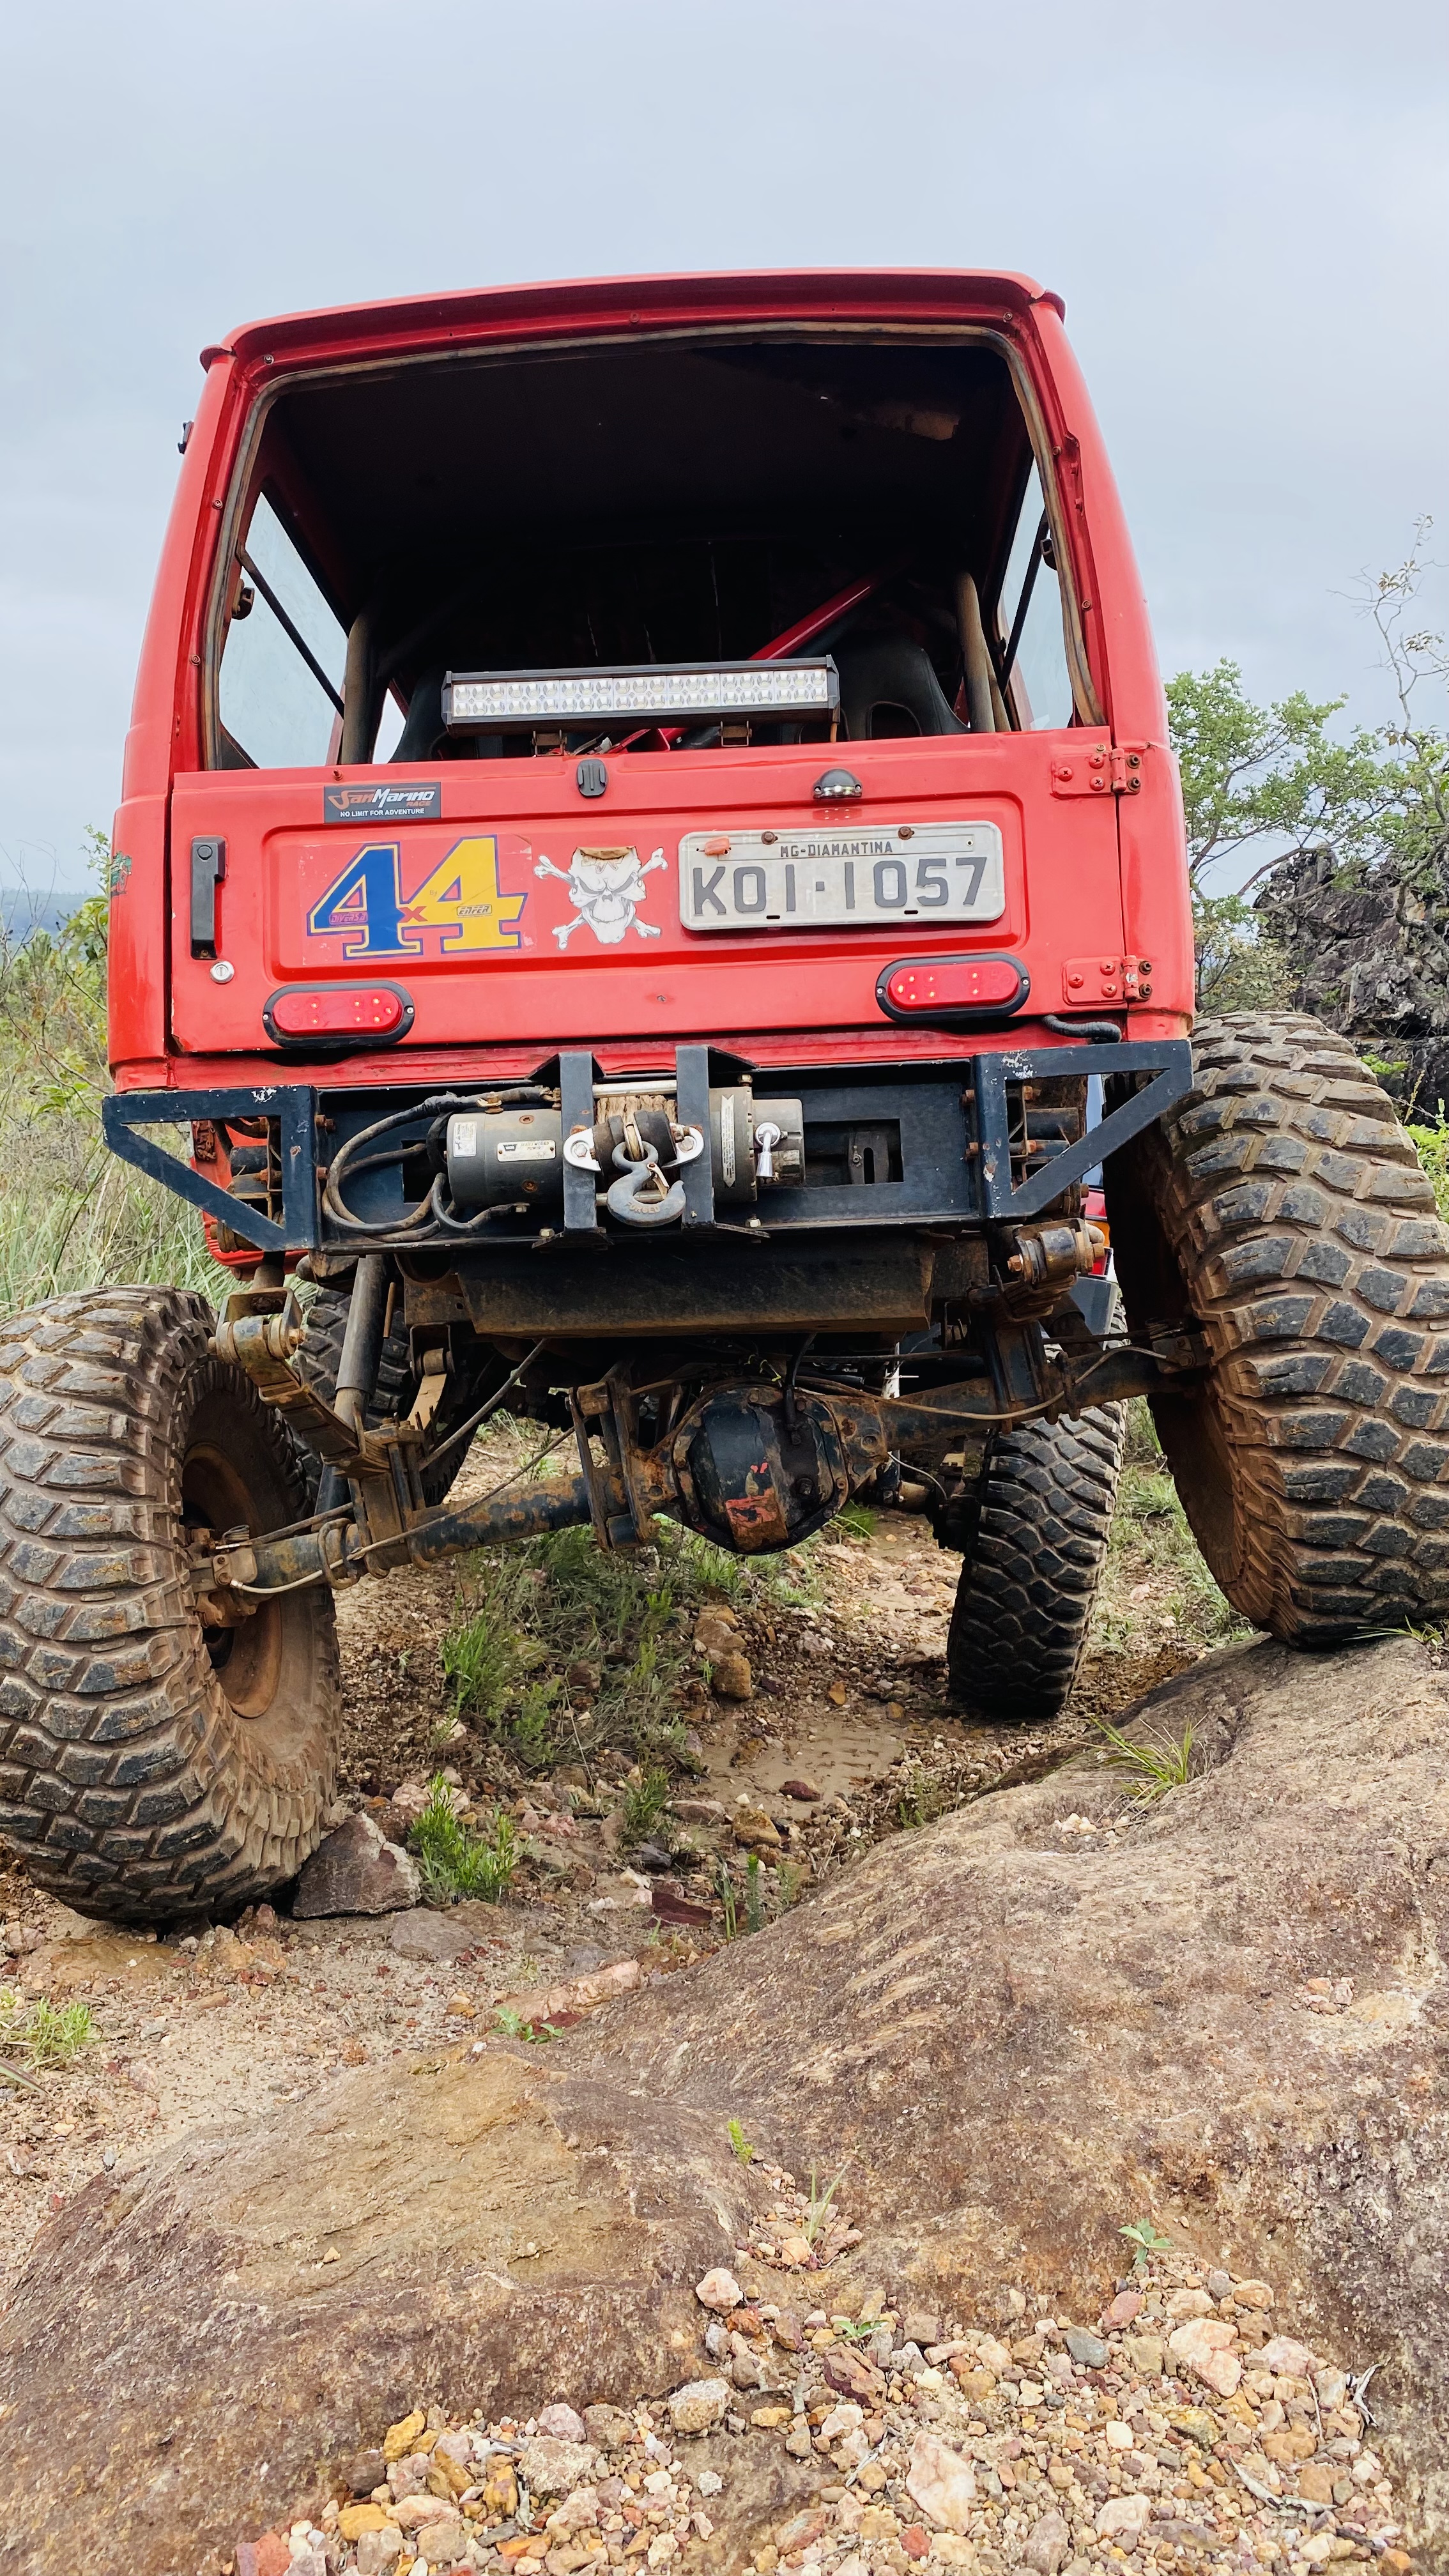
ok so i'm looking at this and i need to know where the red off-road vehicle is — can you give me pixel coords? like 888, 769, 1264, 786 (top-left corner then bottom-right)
4, 270, 1446, 1923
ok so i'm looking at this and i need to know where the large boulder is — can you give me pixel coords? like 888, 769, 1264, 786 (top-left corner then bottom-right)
1, 1636, 1445, 2568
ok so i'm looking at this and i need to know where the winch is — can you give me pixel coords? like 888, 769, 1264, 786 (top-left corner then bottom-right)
441, 1082, 803, 1218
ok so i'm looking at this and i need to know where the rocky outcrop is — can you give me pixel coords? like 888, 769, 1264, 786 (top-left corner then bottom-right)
1, 1636, 1446, 2567
1257, 847, 1449, 1110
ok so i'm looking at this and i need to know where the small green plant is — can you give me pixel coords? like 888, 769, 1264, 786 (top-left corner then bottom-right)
776, 1859, 806, 1909
726, 2117, 756, 2164
744, 1851, 765, 1933
1092, 1716, 1195, 1798
1119, 2215, 1176, 2274
493, 2005, 557, 2044
802, 2160, 848, 2248
0, 1989, 98, 2069
835, 1501, 876, 1540
440, 1603, 525, 1723
619, 1765, 671, 1843
717, 1862, 739, 1940
894, 1763, 943, 1830
509, 1680, 562, 1774
410, 1775, 520, 1903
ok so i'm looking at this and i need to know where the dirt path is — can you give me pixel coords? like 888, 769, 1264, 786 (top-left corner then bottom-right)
0, 1414, 1222, 2307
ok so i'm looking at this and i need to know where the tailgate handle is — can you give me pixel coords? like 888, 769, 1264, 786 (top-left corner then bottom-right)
190, 836, 227, 957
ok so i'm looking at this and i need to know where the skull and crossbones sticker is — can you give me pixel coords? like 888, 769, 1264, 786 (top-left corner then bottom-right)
533, 844, 666, 947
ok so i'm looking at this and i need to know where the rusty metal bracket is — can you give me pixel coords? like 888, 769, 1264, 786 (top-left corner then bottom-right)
213, 1287, 388, 1476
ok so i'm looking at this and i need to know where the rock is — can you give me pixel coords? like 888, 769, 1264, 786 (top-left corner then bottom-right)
4, 1634, 1444, 2568
1100, 2291, 1142, 2332
1165, 2287, 1215, 2320
901, 2310, 940, 2349
975, 2336, 1013, 2373
667, 2377, 730, 2435
1168, 2317, 1242, 2396
415, 2516, 467, 2564
343, 2452, 387, 2498
384, 2412, 427, 2464
819, 2402, 864, 2441
626, 1842, 673, 1873
779, 1779, 821, 1802
1064, 2329, 1107, 2369
1297, 2463, 1337, 2504
493, 1959, 642, 2025
293, 1812, 420, 1918
1234, 2279, 1274, 2310
1206, 2267, 1233, 2300
693, 1609, 740, 1655
356, 2533, 403, 2576
386, 1909, 477, 1962
1096, 2494, 1151, 2542
583, 2405, 634, 2452
236, 2536, 291, 2576
903, 2432, 977, 2533
694, 2267, 743, 2313
785, 2426, 812, 2457
712, 1653, 753, 1701
1122, 2334, 1164, 2379
516, 2435, 593, 2495
1261, 2334, 1319, 2378
1025, 2508, 1072, 2575
535, 2403, 586, 2443
1169, 2407, 1218, 2450
823, 2347, 885, 2403
674, 1797, 728, 1825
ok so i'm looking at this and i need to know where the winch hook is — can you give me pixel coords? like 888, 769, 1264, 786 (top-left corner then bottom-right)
606, 1140, 686, 1227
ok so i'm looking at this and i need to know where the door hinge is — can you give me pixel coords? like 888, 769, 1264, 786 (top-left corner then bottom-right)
1050, 743, 1147, 798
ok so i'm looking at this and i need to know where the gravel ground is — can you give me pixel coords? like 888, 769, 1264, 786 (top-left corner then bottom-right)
240, 2242, 1409, 2576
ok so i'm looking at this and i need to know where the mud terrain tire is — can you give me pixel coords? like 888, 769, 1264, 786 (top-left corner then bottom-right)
295, 1285, 479, 1508
0, 1288, 339, 1923
945, 1406, 1125, 1721
1107, 1011, 1449, 1642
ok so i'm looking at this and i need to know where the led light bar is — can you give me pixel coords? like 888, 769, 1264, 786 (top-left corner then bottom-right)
441, 659, 839, 732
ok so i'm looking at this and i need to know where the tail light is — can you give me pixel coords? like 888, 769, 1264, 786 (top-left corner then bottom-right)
263, 983, 414, 1050
876, 953, 1029, 1025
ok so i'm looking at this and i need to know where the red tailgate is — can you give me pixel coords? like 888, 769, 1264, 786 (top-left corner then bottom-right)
167, 731, 1123, 1057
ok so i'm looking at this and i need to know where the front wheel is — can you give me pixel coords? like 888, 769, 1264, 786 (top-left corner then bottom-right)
1107, 1012, 1449, 1643
944, 1407, 1125, 1722
0, 1288, 339, 1922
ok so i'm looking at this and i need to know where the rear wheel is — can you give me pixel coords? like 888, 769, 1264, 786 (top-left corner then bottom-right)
0, 1289, 339, 1923
944, 1407, 1125, 1721
1107, 1012, 1449, 1642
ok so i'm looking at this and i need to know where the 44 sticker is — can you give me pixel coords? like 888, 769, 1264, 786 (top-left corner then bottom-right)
306, 836, 526, 958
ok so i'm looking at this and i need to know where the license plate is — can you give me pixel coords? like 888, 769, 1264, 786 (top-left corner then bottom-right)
678, 821, 1004, 932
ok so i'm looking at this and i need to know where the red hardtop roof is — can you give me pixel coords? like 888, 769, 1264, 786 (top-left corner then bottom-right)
204, 267, 1061, 371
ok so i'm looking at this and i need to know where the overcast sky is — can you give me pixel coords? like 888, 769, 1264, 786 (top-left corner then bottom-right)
1, 0, 1444, 893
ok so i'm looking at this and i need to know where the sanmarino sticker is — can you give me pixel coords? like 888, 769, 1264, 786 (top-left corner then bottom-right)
306, 836, 526, 958
323, 781, 441, 824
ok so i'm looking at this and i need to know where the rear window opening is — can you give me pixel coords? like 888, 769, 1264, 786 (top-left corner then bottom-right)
210, 332, 1093, 773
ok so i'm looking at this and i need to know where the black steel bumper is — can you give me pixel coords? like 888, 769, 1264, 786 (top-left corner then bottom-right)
103, 1038, 1192, 1256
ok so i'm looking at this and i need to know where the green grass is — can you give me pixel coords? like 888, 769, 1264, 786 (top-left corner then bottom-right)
409, 1775, 520, 1904
0, 1989, 98, 2069
492, 2005, 558, 2044
439, 1505, 821, 1781
618, 1764, 671, 1843
726, 2117, 756, 2163
1092, 1714, 1196, 1799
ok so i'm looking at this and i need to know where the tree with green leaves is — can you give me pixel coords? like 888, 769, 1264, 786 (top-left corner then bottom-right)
1165, 529, 1448, 1011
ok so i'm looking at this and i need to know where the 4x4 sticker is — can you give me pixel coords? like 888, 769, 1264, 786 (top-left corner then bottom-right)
323, 781, 441, 824
306, 836, 526, 958
533, 845, 665, 947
